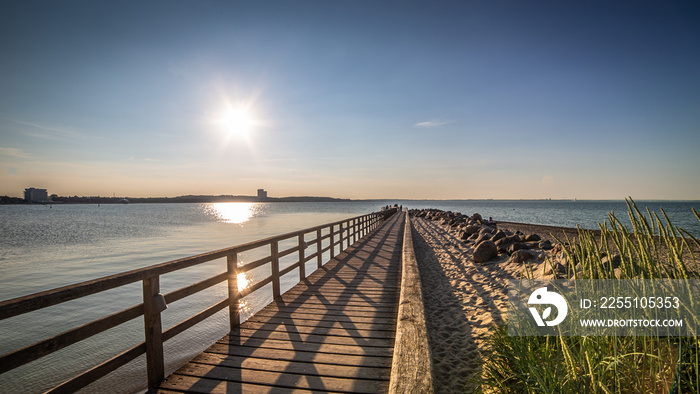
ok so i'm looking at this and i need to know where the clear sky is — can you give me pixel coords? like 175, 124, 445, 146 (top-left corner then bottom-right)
1, 1, 699, 200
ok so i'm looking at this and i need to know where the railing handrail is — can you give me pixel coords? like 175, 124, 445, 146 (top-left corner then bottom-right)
0, 208, 396, 393
0, 211, 388, 320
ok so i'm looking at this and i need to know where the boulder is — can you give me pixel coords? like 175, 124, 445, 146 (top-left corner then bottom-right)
464, 225, 481, 236
495, 235, 519, 248
474, 232, 492, 246
509, 249, 534, 264
506, 243, 529, 255
473, 240, 498, 263
472, 213, 483, 222
538, 240, 553, 250
545, 262, 568, 276
601, 253, 622, 270
525, 234, 541, 242
491, 230, 506, 242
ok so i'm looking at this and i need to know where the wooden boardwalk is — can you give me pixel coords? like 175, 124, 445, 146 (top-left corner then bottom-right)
158, 212, 405, 393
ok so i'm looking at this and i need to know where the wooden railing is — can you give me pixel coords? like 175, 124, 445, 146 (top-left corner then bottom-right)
0, 209, 396, 393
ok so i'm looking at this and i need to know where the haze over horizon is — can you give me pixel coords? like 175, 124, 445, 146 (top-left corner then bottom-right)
1, 1, 699, 200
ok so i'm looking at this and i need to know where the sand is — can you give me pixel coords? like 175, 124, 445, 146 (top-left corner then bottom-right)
410, 216, 581, 393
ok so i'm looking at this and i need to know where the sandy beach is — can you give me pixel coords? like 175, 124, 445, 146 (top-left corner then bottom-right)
410, 211, 585, 392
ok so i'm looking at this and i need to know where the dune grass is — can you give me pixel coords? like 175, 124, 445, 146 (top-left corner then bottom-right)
478, 199, 700, 393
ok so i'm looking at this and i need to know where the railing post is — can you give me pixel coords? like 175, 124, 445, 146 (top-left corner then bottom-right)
330, 225, 335, 258
316, 228, 323, 268
353, 218, 357, 244
271, 240, 280, 299
227, 253, 240, 330
298, 234, 305, 280
143, 276, 165, 390
339, 222, 344, 252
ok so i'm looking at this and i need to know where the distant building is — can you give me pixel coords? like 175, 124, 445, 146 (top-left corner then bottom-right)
24, 187, 49, 203
257, 189, 268, 199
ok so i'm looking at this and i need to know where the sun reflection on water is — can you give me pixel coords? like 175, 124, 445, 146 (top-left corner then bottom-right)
236, 271, 251, 315
237, 272, 249, 292
207, 202, 258, 224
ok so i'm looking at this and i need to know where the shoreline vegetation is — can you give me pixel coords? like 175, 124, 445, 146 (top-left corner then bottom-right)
410, 199, 700, 393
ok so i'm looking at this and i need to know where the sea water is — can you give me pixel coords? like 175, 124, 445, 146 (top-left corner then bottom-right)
0, 200, 698, 393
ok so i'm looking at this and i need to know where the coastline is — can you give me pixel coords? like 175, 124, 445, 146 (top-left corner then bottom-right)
409, 210, 613, 392
410, 208, 700, 392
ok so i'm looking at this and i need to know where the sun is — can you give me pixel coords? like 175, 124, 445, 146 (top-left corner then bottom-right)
218, 106, 254, 137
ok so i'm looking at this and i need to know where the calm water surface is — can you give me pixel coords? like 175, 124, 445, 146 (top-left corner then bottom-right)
0, 200, 698, 392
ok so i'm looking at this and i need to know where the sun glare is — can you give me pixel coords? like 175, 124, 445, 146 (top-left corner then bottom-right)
220, 107, 253, 137
208, 202, 257, 224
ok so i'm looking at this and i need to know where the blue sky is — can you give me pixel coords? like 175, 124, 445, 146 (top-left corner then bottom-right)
1, 1, 699, 199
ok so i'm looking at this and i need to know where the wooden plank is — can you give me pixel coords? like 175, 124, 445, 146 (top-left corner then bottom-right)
277, 297, 399, 307
266, 301, 397, 313
241, 316, 396, 332
280, 289, 398, 300
187, 353, 391, 380
212, 337, 394, 357
233, 321, 396, 339
247, 310, 396, 325
201, 344, 392, 367
256, 305, 396, 319
226, 330, 394, 348
166, 363, 388, 393
158, 375, 322, 393
389, 213, 434, 393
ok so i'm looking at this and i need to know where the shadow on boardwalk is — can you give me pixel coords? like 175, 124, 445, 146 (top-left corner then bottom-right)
158, 213, 404, 393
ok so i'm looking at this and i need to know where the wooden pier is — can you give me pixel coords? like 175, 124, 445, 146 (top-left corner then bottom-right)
158, 212, 405, 393
0, 209, 432, 393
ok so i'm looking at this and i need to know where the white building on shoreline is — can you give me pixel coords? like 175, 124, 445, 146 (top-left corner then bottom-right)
24, 187, 49, 203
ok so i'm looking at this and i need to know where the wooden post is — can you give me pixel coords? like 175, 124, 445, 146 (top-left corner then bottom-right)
142, 276, 164, 390
298, 234, 305, 280
339, 222, 344, 252
316, 228, 323, 268
330, 225, 335, 258
271, 241, 280, 299
227, 253, 240, 330
352, 219, 356, 244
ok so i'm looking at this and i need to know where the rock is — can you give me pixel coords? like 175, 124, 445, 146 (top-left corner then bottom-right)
478, 227, 494, 237
495, 235, 519, 249
545, 262, 568, 276
506, 243, 529, 255
525, 234, 541, 242
473, 240, 498, 263
602, 253, 622, 270
538, 240, 553, 250
491, 230, 506, 242
613, 268, 622, 279
510, 249, 534, 264
472, 213, 483, 222
464, 225, 481, 236
475, 232, 492, 246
